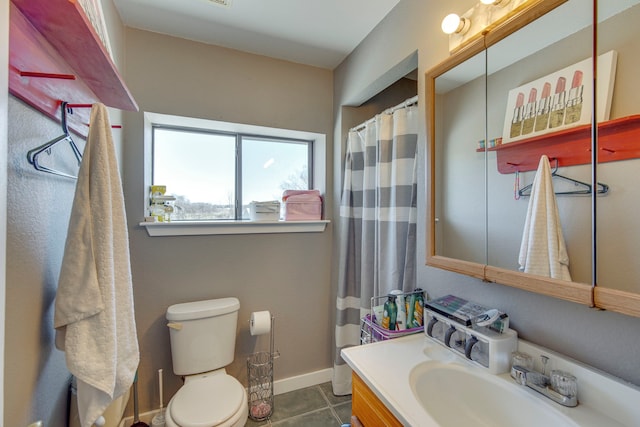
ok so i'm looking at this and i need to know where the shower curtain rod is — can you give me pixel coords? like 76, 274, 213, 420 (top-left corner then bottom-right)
350, 95, 418, 132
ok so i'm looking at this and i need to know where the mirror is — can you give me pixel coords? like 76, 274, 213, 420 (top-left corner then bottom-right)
428, 0, 640, 316
428, 0, 593, 303
485, 0, 593, 286
430, 47, 487, 278
594, 0, 640, 317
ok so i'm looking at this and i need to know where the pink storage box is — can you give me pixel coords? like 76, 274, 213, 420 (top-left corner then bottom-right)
282, 190, 322, 221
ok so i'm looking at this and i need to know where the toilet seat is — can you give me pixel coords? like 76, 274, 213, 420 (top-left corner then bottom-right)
167, 371, 247, 427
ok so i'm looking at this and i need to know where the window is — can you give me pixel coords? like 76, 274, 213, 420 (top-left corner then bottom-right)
152, 125, 313, 221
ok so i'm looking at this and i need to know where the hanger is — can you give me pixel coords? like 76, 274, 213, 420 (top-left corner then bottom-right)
517, 157, 609, 197
26, 101, 83, 179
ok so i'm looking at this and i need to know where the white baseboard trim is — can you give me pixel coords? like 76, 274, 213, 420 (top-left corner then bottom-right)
118, 368, 334, 427
273, 367, 333, 395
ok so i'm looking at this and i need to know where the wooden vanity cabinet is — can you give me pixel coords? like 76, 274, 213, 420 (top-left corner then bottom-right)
352, 372, 402, 427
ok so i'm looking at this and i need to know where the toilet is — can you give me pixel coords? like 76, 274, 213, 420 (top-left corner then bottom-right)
165, 297, 248, 427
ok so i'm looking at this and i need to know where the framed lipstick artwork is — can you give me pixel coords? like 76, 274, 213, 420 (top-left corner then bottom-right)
501, 50, 618, 144
77, 0, 114, 60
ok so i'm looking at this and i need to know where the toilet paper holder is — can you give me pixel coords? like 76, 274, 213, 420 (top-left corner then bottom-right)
249, 311, 280, 360
247, 312, 279, 421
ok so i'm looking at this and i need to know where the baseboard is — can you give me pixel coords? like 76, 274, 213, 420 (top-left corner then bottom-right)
118, 368, 334, 426
273, 367, 333, 395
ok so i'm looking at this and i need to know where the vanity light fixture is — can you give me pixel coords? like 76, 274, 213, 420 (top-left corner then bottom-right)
441, 13, 471, 35
442, 0, 529, 53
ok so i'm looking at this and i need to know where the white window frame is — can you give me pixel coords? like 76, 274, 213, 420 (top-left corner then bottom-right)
140, 112, 328, 236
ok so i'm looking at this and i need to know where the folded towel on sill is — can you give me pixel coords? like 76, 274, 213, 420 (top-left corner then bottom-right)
54, 103, 139, 427
518, 155, 572, 281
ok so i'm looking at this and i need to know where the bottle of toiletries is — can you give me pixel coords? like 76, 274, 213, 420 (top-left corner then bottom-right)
390, 290, 407, 330
406, 292, 415, 329
150, 203, 166, 222
381, 295, 397, 330
411, 288, 425, 328
372, 305, 384, 326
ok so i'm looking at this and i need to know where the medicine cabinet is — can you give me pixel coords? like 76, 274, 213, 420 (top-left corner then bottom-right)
426, 0, 640, 318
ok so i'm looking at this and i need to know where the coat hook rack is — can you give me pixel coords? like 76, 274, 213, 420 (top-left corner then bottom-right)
84, 123, 122, 129
26, 101, 86, 179
65, 104, 122, 129
516, 157, 609, 197
18, 70, 76, 80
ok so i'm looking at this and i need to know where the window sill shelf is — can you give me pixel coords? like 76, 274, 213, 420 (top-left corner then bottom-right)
139, 220, 330, 236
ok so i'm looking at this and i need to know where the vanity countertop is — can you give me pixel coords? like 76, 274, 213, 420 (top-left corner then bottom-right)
341, 333, 640, 427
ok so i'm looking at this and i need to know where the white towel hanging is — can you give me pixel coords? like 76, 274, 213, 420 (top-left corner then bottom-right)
54, 103, 139, 427
518, 155, 572, 281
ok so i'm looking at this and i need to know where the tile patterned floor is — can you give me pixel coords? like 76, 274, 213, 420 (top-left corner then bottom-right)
246, 382, 352, 427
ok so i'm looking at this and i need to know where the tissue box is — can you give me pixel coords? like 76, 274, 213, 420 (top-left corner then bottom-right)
282, 190, 322, 221
249, 200, 280, 221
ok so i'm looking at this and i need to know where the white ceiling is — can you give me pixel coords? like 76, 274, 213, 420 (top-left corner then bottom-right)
113, 0, 402, 69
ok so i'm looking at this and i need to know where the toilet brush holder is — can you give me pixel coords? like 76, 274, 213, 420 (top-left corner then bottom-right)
151, 415, 165, 427
151, 369, 165, 427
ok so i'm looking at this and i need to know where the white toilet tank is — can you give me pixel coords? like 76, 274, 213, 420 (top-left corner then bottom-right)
166, 297, 240, 376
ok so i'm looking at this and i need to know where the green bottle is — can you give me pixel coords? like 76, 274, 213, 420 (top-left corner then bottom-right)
406, 293, 415, 329
411, 288, 425, 328
381, 295, 398, 330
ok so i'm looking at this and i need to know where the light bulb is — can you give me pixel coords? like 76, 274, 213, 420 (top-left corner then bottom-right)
480, 0, 496, 4
441, 13, 470, 35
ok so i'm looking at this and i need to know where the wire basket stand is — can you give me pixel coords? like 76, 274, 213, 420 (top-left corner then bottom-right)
360, 290, 426, 344
247, 315, 279, 422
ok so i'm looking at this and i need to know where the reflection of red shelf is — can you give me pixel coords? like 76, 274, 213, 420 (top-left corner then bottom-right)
480, 115, 640, 174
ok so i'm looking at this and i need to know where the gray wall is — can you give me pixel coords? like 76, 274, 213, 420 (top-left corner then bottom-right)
3, 0, 127, 425
6, 98, 83, 427
334, 0, 640, 387
121, 28, 334, 413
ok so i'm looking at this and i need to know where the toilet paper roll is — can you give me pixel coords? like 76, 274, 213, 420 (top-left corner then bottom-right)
250, 311, 271, 336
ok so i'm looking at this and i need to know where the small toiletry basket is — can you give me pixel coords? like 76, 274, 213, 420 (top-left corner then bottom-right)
360, 290, 426, 344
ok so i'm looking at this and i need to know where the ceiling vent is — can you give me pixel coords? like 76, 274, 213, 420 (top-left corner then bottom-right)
207, 0, 232, 6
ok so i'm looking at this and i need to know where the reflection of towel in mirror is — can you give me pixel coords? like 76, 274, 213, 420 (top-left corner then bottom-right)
54, 103, 139, 427
518, 155, 572, 281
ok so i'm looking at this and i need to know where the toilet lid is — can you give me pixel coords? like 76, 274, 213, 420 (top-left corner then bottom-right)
171, 374, 244, 427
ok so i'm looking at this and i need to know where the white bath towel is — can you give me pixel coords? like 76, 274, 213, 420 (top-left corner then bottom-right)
518, 155, 572, 281
54, 103, 139, 427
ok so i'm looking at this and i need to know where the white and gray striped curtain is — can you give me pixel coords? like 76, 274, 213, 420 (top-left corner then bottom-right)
332, 99, 418, 395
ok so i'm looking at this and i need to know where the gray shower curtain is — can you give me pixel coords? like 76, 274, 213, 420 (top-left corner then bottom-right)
332, 99, 418, 395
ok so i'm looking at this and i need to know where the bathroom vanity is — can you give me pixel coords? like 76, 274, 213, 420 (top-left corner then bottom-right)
342, 334, 640, 427
351, 372, 401, 427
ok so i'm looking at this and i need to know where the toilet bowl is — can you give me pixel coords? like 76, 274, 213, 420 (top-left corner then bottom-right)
165, 370, 248, 427
165, 298, 248, 427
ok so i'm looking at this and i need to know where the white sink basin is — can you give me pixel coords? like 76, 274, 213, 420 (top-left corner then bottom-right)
410, 361, 579, 427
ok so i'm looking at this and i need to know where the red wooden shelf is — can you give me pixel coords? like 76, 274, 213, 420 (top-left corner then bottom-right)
9, 0, 138, 136
479, 115, 640, 174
